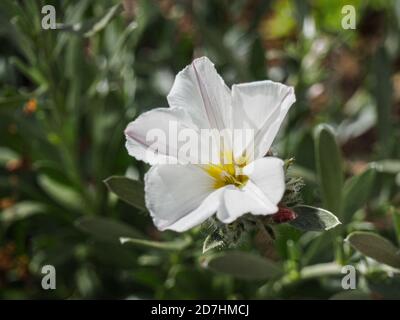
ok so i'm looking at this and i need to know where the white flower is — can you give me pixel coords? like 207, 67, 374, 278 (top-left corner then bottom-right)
125, 57, 296, 232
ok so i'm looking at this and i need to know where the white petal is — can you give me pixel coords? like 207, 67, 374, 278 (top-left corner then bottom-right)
243, 157, 286, 204
144, 164, 220, 232
167, 57, 232, 132
125, 107, 199, 165
217, 181, 278, 224
164, 187, 226, 232
232, 80, 295, 160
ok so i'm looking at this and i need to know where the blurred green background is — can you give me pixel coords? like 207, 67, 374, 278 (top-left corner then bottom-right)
0, 0, 399, 299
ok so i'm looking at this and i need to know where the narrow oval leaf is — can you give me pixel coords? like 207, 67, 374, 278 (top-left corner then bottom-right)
0, 201, 45, 225
367, 274, 400, 299
38, 174, 83, 211
204, 251, 281, 280
83, 4, 123, 37
314, 124, 344, 218
288, 164, 317, 184
346, 231, 400, 269
57, 4, 123, 38
0, 147, 19, 166
391, 207, 400, 246
91, 242, 138, 269
104, 176, 146, 211
300, 262, 342, 279
290, 205, 341, 231
76, 216, 142, 244
343, 167, 376, 224
373, 48, 394, 158
372, 159, 400, 174
330, 290, 371, 300
0, 96, 30, 111
120, 236, 191, 251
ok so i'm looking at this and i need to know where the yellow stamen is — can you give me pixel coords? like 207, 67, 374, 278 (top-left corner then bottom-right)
203, 150, 249, 189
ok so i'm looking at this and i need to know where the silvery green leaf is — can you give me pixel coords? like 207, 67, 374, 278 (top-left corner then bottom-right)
314, 124, 344, 219
343, 167, 376, 224
104, 176, 146, 211
372, 159, 400, 174
346, 231, 400, 269
391, 207, 400, 246
38, 174, 83, 211
57, 4, 123, 38
290, 205, 341, 231
330, 290, 371, 300
120, 236, 191, 251
76, 216, 142, 244
204, 251, 281, 280
0, 147, 19, 166
366, 274, 400, 299
0, 201, 45, 225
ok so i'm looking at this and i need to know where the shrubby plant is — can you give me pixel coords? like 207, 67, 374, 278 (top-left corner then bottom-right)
0, 0, 399, 299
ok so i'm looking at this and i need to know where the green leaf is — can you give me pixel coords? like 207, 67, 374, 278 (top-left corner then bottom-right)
104, 176, 146, 211
0, 96, 28, 112
373, 48, 394, 158
204, 251, 281, 280
10, 57, 48, 87
342, 167, 376, 224
0, 147, 19, 166
366, 274, 400, 299
76, 216, 142, 244
90, 242, 138, 269
83, 3, 123, 37
202, 234, 224, 254
330, 290, 371, 300
38, 174, 83, 211
300, 262, 342, 279
289, 164, 317, 184
57, 4, 123, 38
391, 207, 400, 246
262, 0, 296, 39
120, 236, 191, 251
346, 231, 400, 269
290, 205, 341, 231
372, 159, 400, 174
0, 201, 45, 225
314, 124, 344, 218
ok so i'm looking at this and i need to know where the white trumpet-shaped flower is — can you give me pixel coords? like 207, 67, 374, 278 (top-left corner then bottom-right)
125, 57, 296, 232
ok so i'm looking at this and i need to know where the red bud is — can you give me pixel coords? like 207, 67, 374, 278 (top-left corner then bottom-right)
271, 207, 297, 224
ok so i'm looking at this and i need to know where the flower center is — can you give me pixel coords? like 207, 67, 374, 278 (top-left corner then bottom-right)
204, 152, 249, 189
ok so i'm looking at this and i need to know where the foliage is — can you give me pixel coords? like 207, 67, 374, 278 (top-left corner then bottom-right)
0, 0, 399, 299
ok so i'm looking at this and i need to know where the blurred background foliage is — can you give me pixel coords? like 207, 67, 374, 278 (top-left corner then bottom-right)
0, 0, 399, 299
